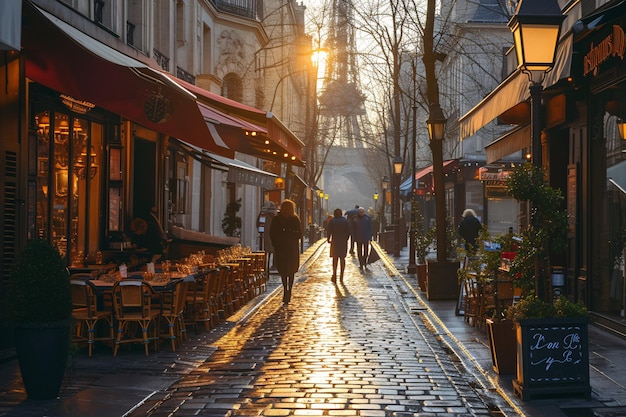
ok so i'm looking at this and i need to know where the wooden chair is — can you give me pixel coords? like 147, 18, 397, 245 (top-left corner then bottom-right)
159, 279, 189, 352
70, 280, 114, 356
186, 268, 219, 331
251, 252, 266, 295
112, 280, 160, 356
213, 265, 231, 322
463, 276, 481, 327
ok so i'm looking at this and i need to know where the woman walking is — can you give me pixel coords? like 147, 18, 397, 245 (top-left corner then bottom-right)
326, 208, 350, 283
269, 199, 302, 304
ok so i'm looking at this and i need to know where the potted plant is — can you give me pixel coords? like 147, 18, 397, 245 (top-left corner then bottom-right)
5, 239, 73, 400
410, 202, 434, 291
456, 227, 518, 374
426, 217, 460, 300
222, 198, 242, 237
505, 163, 591, 400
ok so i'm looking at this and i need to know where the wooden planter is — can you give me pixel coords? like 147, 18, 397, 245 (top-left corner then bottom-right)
512, 317, 591, 401
486, 318, 516, 375
416, 264, 427, 292
426, 260, 460, 300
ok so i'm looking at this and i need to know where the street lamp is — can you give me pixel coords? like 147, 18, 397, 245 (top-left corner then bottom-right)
408, 57, 419, 274
381, 175, 390, 231
508, 0, 563, 300
427, 105, 447, 263
324, 193, 329, 214
392, 155, 404, 257
508, 0, 564, 167
373, 192, 379, 211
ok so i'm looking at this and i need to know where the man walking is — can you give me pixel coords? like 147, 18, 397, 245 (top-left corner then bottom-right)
354, 207, 373, 269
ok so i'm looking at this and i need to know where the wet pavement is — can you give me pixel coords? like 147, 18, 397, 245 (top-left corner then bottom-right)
1, 240, 626, 417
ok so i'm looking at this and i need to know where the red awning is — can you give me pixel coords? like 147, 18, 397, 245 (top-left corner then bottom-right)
22, 3, 234, 158
172, 78, 305, 166
399, 160, 458, 195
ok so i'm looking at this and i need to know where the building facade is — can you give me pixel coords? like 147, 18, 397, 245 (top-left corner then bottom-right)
0, 0, 310, 355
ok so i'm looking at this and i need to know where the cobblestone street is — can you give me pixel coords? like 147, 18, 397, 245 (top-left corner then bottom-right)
131, 243, 500, 417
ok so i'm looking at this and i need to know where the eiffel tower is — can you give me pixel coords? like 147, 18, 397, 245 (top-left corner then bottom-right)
317, 0, 375, 212
318, 0, 368, 149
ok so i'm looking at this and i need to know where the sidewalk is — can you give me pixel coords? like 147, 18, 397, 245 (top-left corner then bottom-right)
383, 243, 626, 417
2, 240, 626, 417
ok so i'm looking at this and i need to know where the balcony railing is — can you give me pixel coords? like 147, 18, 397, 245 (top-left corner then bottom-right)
209, 0, 256, 19
153, 48, 170, 71
176, 67, 195, 85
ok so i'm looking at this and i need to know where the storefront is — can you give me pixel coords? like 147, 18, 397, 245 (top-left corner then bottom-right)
569, 2, 626, 323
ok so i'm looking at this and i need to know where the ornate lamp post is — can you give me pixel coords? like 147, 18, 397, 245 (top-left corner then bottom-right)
373, 192, 379, 211
508, 0, 563, 301
381, 175, 390, 231
393, 156, 404, 257
508, 0, 564, 168
427, 105, 447, 263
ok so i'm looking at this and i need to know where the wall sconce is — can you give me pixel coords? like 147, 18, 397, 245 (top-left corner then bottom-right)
37, 112, 50, 138
74, 146, 98, 180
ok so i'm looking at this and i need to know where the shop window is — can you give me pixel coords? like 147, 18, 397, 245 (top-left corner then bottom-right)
32, 110, 103, 265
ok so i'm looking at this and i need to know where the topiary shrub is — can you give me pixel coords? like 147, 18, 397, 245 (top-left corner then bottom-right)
6, 239, 72, 325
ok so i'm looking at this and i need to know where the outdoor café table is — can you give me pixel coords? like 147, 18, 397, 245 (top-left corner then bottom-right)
89, 274, 197, 309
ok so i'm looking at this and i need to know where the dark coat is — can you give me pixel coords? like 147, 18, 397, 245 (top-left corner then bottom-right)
269, 214, 302, 275
458, 214, 482, 249
354, 213, 373, 243
327, 216, 350, 258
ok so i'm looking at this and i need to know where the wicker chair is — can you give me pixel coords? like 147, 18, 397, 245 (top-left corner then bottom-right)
70, 279, 114, 356
112, 280, 160, 356
159, 279, 189, 351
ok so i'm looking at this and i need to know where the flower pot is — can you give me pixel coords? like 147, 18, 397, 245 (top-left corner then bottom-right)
416, 264, 427, 292
426, 260, 460, 300
512, 317, 591, 401
14, 322, 70, 400
486, 318, 516, 375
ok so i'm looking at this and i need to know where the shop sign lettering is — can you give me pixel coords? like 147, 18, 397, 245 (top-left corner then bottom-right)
583, 25, 626, 77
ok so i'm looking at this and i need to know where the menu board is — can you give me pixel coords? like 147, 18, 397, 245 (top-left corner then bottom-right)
519, 319, 589, 385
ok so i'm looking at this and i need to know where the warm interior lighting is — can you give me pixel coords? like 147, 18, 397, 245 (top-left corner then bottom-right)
58, 118, 70, 133
73, 119, 83, 132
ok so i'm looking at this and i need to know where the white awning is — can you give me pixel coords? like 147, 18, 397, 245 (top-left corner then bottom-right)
173, 139, 276, 189
485, 125, 530, 163
208, 153, 277, 189
459, 34, 573, 141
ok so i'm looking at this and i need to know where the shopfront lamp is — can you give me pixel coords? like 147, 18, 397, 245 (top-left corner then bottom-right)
508, 0, 564, 74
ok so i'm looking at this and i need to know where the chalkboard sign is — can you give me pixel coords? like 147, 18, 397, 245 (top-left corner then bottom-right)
513, 317, 591, 400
